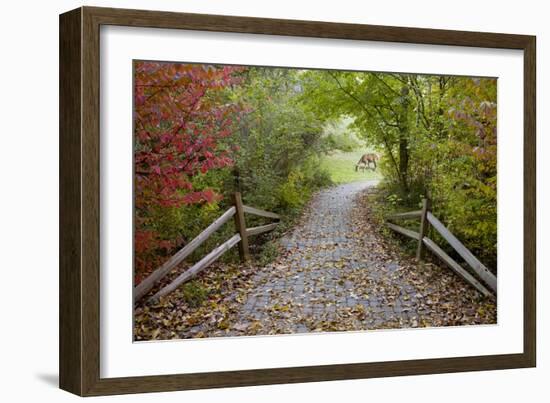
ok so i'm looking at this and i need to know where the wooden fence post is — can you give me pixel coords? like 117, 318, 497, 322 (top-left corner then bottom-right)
233, 192, 250, 262
416, 198, 431, 261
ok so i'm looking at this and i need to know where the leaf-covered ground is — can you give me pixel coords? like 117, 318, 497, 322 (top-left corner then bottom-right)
134, 181, 496, 341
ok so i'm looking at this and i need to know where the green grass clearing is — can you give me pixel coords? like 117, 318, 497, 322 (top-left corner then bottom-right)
321, 150, 382, 184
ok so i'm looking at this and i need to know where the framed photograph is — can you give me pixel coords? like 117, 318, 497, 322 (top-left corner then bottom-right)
59, 6, 536, 396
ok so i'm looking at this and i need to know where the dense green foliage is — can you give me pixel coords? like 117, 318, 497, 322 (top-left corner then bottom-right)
227, 68, 331, 211
322, 117, 362, 152
301, 71, 497, 269
133, 64, 334, 280
134, 62, 498, 281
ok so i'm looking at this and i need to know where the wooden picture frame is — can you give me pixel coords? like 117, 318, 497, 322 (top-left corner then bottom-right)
59, 6, 536, 396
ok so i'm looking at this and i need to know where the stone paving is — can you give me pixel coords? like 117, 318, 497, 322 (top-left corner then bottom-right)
135, 180, 497, 340
221, 180, 439, 335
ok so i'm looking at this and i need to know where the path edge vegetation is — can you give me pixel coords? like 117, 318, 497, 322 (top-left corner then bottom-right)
132, 61, 498, 323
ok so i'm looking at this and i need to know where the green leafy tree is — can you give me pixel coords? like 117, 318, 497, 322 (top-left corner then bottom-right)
301, 70, 497, 269
229, 67, 328, 211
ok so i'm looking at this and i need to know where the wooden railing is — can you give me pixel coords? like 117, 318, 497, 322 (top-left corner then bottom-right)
386, 199, 497, 299
134, 192, 280, 303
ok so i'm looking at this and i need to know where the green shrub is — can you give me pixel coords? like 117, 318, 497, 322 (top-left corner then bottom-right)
278, 170, 312, 210
257, 240, 280, 266
180, 281, 209, 308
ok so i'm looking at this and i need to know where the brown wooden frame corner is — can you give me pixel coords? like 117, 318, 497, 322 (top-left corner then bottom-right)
59, 6, 536, 397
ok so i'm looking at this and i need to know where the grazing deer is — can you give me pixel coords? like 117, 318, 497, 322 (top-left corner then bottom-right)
355, 153, 379, 172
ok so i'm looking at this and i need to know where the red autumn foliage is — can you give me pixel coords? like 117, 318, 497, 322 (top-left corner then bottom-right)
133, 61, 244, 278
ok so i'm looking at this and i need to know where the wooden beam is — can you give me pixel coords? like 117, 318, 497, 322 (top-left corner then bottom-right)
149, 234, 241, 302
427, 212, 497, 293
246, 223, 279, 237
386, 222, 421, 240
423, 237, 494, 299
59, 8, 83, 395
388, 210, 423, 220
233, 193, 250, 262
416, 199, 430, 261
243, 205, 281, 220
133, 206, 236, 302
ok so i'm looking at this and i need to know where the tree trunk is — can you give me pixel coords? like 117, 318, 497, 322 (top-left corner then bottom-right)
398, 132, 409, 192
398, 85, 411, 193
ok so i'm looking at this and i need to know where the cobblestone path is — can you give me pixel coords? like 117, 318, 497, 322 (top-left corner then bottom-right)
216, 180, 496, 336
230, 180, 387, 334
135, 180, 497, 340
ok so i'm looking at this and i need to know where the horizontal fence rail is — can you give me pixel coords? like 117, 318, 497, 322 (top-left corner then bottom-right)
386, 199, 496, 299
243, 205, 281, 219
246, 222, 279, 237
149, 234, 242, 303
388, 210, 423, 220
386, 222, 421, 241
133, 206, 237, 302
134, 192, 281, 303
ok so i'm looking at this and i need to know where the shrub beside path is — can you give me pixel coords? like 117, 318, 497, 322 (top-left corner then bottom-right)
135, 181, 497, 340
199, 181, 496, 337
